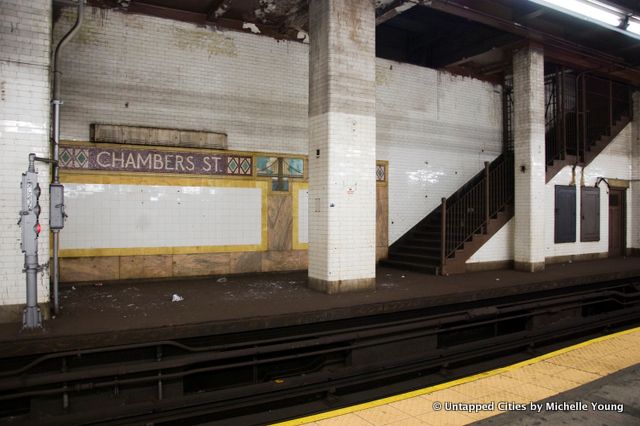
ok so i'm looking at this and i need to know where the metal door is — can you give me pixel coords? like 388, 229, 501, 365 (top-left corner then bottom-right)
608, 189, 625, 257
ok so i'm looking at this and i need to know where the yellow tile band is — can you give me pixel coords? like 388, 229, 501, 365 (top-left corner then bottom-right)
272, 326, 640, 425
292, 181, 309, 251
58, 173, 269, 257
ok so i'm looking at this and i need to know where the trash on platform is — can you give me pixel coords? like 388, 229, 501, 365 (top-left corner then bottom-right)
94, 282, 103, 287
71, 286, 76, 291
401, 275, 406, 278
217, 277, 227, 283
496, 278, 500, 281
171, 294, 184, 302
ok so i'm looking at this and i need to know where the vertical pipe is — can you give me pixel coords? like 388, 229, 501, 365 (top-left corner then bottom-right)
52, 103, 60, 316
51, 0, 84, 316
581, 75, 587, 163
560, 68, 566, 160
609, 79, 613, 134
440, 197, 446, 275
484, 161, 490, 230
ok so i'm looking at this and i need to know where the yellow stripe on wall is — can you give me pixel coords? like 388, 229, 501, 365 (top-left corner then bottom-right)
291, 181, 309, 250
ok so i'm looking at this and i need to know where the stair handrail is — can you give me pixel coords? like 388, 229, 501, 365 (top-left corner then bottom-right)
545, 71, 633, 166
440, 153, 514, 271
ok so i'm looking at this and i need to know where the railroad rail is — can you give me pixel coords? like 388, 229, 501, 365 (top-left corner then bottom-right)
1, 277, 640, 425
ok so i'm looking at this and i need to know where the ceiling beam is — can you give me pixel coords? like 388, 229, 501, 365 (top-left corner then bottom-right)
422, 0, 640, 85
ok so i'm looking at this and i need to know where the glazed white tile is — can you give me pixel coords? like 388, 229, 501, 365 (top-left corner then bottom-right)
0, 0, 52, 305
61, 184, 262, 249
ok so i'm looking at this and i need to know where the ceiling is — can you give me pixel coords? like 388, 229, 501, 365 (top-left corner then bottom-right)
76, 0, 640, 85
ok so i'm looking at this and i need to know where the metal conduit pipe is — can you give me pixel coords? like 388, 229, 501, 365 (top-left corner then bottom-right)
51, 0, 84, 316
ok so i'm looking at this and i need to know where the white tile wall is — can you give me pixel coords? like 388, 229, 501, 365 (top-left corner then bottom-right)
467, 219, 514, 263
376, 60, 503, 243
470, 121, 634, 264
0, 0, 51, 306
308, 113, 377, 282
55, 8, 504, 244
545, 123, 632, 258
61, 184, 262, 249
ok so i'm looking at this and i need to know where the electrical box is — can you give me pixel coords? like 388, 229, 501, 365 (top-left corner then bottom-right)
50, 183, 66, 230
20, 171, 41, 255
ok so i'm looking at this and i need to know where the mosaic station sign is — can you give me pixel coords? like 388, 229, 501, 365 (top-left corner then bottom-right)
59, 144, 253, 176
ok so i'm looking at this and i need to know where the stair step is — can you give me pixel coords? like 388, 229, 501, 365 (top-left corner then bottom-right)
413, 230, 440, 238
379, 259, 439, 275
393, 245, 441, 255
388, 252, 441, 263
410, 238, 441, 245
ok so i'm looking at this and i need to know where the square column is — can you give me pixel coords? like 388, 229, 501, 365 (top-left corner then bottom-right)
0, 0, 52, 318
308, 0, 376, 293
513, 45, 546, 272
630, 91, 640, 253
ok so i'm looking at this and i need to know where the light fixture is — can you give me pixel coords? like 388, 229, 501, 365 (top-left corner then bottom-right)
529, 0, 640, 40
628, 19, 640, 35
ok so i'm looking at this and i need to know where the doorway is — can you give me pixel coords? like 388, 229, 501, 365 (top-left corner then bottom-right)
608, 188, 625, 257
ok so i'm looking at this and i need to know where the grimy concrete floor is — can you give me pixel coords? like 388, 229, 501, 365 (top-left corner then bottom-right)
1, 257, 639, 356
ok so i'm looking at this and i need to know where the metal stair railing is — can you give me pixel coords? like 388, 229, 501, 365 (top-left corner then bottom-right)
544, 69, 632, 166
440, 153, 514, 273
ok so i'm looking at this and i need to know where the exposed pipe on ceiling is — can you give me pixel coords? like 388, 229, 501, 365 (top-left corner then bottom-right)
51, 0, 85, 316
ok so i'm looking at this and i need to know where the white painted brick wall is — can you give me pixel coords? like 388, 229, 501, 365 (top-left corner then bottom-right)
53, 7, 309, 155
546, 123, 633, 258
376, 61, 503, 243
0, 0, 51, 306
55, 7, 504, 247
467, 219, 514, 263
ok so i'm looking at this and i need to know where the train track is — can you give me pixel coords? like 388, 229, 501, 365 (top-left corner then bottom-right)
1, 277, 639, 425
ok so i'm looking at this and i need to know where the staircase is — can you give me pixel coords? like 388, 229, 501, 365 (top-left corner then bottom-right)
381, 70, 632, 276
545, 71, 632, 182
381, 153, 514, 275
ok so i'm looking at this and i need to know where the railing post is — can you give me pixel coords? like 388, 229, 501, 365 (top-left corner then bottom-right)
560, 67, 566, 160
609, 79, 613, 134
581, 75, 587, 163
440, 197, 447, 275
484, 161, 490, 231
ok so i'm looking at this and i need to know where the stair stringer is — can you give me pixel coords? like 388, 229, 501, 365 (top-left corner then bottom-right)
441, 204, 514, 275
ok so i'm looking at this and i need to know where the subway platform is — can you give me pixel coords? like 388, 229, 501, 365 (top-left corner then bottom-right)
276, 327, 640, 426
2, 257, 639, 357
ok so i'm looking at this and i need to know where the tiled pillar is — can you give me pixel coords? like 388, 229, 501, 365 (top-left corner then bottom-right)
0, 0, 52, 318
513, 44, 546, 272
307, 0, 376, 293
630, 91, 640, 252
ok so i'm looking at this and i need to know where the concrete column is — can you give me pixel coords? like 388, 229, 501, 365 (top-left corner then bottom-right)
630, 91, 640, 253
307, 0, 377, 293
0, 0, 52, 320
513, 45, 546, 272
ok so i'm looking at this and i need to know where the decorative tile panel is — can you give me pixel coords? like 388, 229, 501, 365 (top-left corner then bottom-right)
257, 156, 279, 176
257, 156, 304, 178
376, 162, 386, 182
60, 143, 252, 177
59, 147, 90, 169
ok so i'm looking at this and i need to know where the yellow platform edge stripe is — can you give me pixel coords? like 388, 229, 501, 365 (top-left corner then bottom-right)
271, 326, 640, 425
